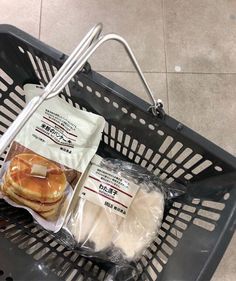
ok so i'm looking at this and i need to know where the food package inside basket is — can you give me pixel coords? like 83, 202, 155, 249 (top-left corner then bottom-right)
65, 154, 185, 263
0, 84, 105, 232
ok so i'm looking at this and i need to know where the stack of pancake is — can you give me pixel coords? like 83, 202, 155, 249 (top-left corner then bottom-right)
1, 153, 66, 219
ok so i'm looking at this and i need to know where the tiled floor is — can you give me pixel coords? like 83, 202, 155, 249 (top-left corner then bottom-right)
0, 0, 235, 280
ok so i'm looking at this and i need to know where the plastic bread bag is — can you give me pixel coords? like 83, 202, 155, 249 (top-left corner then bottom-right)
64, 155, 186, 266
0, 84, 105, 232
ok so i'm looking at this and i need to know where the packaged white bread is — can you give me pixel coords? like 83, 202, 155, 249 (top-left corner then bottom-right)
66, 155, 166, 262
0, 84, 105, 232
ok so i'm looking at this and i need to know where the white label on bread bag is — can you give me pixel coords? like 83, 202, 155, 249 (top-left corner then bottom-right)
79, 164, 140, 218
16, 93, 105, 173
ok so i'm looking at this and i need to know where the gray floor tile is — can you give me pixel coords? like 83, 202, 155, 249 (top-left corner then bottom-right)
99, 72, 168, 110
164, 0, 236, 73
168, 73, 236, 156
0, 0, 41, 38
40, 0, 165, 72
212, 233, 236, 281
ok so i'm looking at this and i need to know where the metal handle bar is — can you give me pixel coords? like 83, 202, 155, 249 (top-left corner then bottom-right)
0, 24, 102, 156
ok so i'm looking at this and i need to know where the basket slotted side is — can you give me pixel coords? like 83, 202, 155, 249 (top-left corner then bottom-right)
0, 25, 235, 281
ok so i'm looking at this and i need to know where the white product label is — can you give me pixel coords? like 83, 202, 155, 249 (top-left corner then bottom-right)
15, 95, 105, 173
79, 164, 140, 218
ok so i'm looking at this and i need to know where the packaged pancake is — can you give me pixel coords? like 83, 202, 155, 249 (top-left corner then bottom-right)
0, 84, 105, 232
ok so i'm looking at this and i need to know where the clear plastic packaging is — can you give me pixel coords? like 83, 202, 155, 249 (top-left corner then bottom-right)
64, 155, 186, 269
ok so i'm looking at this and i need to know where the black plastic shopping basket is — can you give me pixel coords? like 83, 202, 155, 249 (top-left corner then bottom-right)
0, 25, 235, 281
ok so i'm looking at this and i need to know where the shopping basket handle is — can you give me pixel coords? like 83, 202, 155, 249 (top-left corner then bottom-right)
0, 23, 164, 156
48, 33, 164, 115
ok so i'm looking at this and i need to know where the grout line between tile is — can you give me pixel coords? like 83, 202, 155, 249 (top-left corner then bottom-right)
94, 70, 236, 75
161, 0, 169, 115
166, 71, 236, 75
94, 70, 166, 73
38, 0, 43, 40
